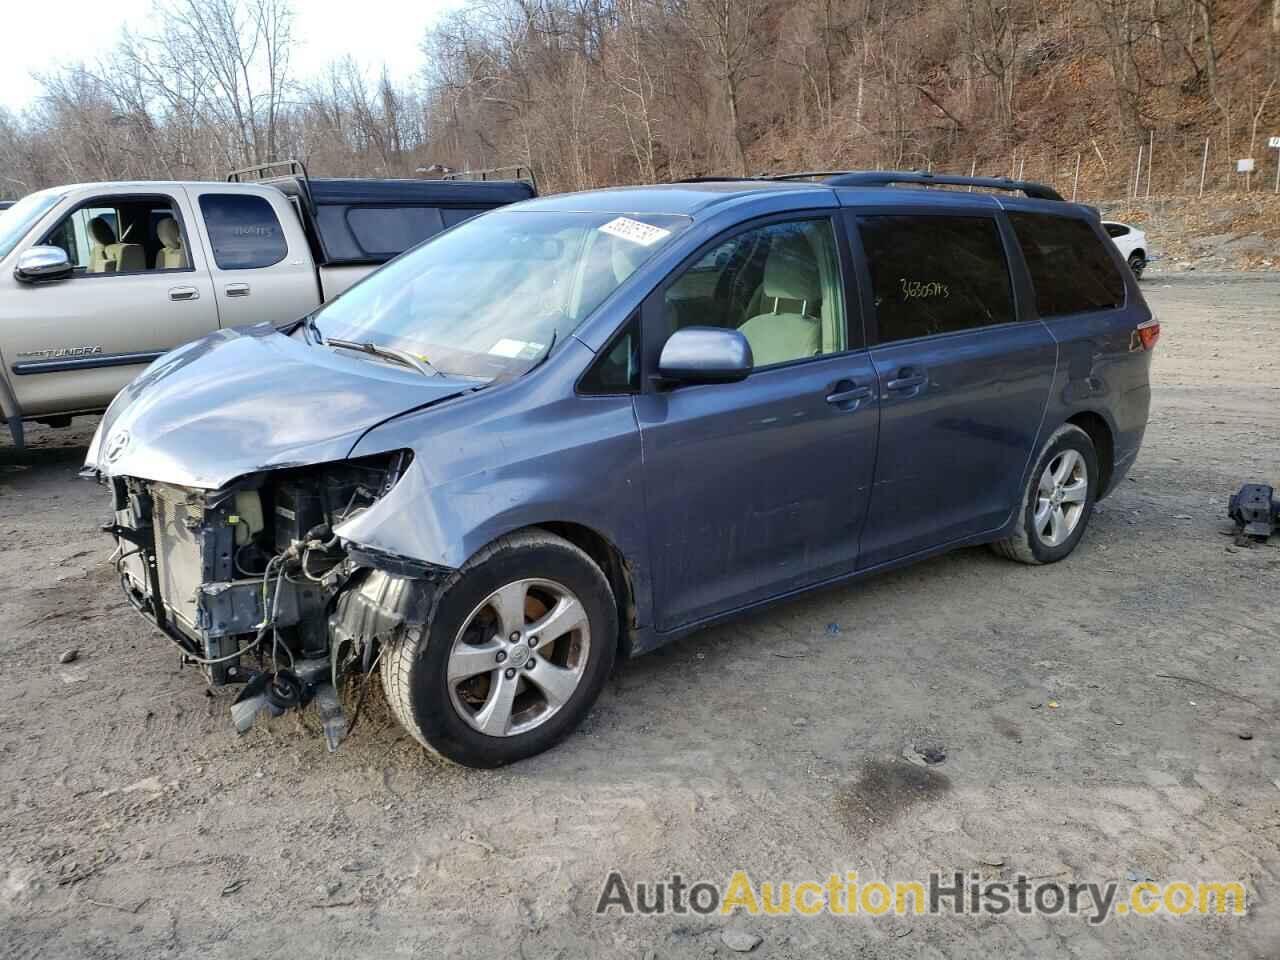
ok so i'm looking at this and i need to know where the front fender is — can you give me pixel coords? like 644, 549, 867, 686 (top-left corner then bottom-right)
336, 372, 652, 630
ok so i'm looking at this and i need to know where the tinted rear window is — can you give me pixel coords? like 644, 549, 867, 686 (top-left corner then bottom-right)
198, 194, 287, 270
441, 207, 487, 227
346, 206, 445, 257
1008, 213, 1126, 317
857, 215, 1015, 344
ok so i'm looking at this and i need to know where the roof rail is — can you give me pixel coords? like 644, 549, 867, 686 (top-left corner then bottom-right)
226, 158, 311, 185
441, 164, 537, 190
673, 175, 766, 183
226, 158, 317, 215
773, 169, 1064, 201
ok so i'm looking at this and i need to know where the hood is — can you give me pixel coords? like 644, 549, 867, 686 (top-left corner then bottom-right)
87, 323, 470, 489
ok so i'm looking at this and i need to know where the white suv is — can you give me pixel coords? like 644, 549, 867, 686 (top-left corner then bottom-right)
1102, 220, 1148, 279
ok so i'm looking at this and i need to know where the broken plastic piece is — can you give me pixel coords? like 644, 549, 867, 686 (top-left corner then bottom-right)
230, 671, 283, 734
313, 682, 348, 753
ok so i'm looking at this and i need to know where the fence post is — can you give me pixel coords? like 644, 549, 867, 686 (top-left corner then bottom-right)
1072, 152, 1081, 201
1199, 137, 1209, 198
1133, 144, 1143, 199
1145, 130, 1153, 198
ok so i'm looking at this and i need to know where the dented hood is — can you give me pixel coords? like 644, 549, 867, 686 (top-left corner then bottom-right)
86, 323, 469, 489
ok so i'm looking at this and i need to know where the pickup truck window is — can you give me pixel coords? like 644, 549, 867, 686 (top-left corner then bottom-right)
0, 189, 64, 259
40, 195, 192, 276
198, 194, 287, 270
345, 206, 445, 258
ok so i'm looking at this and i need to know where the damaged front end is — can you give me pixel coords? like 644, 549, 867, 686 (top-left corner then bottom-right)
102, 449, 447, 749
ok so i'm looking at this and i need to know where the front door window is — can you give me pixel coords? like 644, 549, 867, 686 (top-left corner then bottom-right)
663, 218, 847, 368
41, 196, 191, 276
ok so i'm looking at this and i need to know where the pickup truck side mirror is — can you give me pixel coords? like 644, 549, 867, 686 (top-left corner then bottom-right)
15, 245, 73, 284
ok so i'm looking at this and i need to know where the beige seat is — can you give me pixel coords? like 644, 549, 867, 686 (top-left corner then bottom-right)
88, 216, 117, 273
87, 215, 146, 274
737, 233, 823, 366
154, 217, 187, 269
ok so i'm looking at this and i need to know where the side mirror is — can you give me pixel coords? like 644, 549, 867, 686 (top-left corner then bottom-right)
657, 326, 753, 385
15, 245, 73, 284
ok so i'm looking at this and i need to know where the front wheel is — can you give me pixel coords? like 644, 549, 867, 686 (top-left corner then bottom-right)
990, 424, 1099, 565
1127, 251, 1145, 280
380, 529, 618, 767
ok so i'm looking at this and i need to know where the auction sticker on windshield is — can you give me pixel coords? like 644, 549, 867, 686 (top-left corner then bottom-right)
599, 216, 672, 247
489, 338, 546, 360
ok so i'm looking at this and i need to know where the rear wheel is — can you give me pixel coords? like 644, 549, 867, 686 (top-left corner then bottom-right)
1127, 251, 1145, 280
380, 529, 617, 767
990, 424, 1098, 565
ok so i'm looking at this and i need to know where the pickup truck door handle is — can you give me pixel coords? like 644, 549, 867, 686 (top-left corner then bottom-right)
826, 381, 874, 407
885, 370, 927, 392
168, 286, 199, 301
225, 282, 251, 297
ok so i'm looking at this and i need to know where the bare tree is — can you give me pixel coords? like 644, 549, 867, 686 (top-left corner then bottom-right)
673, 0, 768, 175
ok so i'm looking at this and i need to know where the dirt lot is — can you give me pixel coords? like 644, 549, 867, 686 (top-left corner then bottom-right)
2, 273, 1279, 959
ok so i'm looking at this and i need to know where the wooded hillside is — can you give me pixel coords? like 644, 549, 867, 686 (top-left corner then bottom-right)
2, 0, 1277, 200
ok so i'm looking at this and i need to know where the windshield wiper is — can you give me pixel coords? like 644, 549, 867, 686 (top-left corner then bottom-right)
326, 338, 438, 378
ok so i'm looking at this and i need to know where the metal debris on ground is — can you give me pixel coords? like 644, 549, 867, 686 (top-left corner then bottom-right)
1228, 483, 1278, 541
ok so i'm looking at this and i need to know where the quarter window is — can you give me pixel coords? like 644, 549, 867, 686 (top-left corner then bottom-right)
857, 215, 1014, 344
663, 219, 847, 367
198, 194, 287, 270
1008, 213, 1126, 317
579, 315, 640, 395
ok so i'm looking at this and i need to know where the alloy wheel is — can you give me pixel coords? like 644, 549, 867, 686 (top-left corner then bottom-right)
1034, 449, 1088, 547
446, 578, 591, 737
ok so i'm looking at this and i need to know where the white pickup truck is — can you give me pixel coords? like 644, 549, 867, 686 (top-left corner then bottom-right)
0, 162, 535, 448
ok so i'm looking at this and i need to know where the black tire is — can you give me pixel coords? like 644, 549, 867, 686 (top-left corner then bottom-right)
380, 529, 617, 767
1127, 251, 1145, 280
990, 423, 1099, 565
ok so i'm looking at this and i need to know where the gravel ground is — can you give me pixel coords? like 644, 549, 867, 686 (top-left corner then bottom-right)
2, 273, 1278, 959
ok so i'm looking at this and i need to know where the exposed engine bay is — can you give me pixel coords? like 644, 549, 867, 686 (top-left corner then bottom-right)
103, 449, 439, 750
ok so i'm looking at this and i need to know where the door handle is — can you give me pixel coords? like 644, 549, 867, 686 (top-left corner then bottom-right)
826, 384, 874, 405
225, 282, 251, 297
885, 370, 927, 392
168, 286, 199, 301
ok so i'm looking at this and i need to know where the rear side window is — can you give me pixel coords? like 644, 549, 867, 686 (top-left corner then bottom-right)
1008, 213, 1126, 317
346, 206, 445, 257
857, 215, 1014, 344
198, 194, 287, 270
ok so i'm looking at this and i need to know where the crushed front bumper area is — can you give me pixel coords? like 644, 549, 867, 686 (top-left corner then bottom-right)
100, 452, 449, 750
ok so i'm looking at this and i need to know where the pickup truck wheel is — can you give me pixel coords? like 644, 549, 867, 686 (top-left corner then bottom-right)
990, 424, 1098, 566
380, 529, 617, 767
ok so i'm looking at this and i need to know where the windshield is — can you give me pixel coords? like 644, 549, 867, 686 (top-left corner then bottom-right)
0, 189, 64, 260
310, 209, 690, 379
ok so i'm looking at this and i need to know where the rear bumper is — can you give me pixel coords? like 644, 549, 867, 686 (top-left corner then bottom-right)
1102, 429, 1144, 498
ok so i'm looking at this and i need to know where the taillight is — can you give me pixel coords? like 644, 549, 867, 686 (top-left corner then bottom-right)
1136, 318, 1160, 351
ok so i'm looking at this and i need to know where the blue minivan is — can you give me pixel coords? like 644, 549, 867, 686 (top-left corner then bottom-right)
87, 171, 1156, 766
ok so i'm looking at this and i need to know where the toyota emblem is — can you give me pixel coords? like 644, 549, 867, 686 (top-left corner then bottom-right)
104, 429, 131, 463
